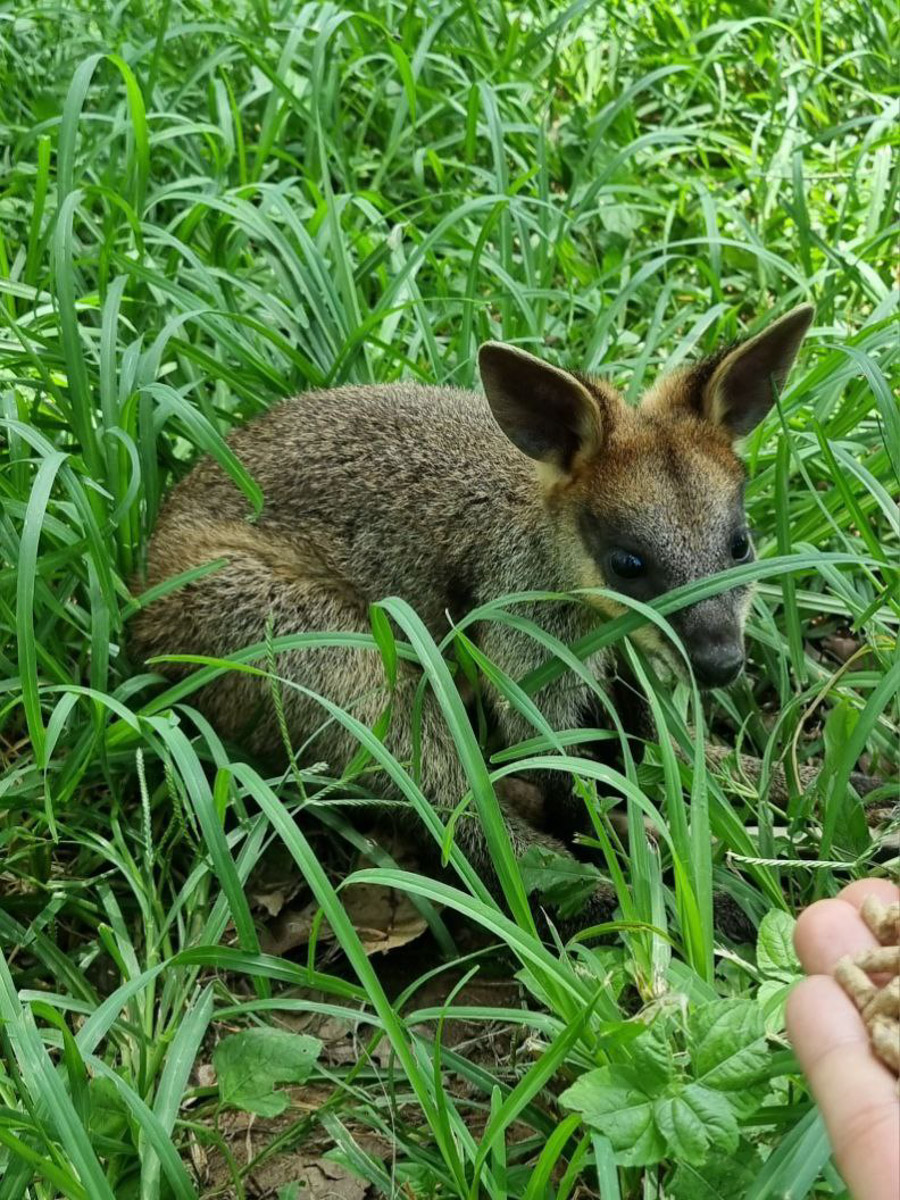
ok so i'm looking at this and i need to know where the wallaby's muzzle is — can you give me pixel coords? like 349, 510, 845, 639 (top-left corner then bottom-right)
672, 597, 747, 689
684, 636, 745, 688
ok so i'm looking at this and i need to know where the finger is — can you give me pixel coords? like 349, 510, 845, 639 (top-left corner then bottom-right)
787, 975, 900, 1200
795, 898, 881, 976
837, 878, 900, 912
794, 879, 899, 978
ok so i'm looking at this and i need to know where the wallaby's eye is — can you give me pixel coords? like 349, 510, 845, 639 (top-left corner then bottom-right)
730, 530, 752, 561
608, 549, 646, 580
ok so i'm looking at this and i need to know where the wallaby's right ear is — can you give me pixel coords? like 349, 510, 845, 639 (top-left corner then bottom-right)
478, 343, 603, 473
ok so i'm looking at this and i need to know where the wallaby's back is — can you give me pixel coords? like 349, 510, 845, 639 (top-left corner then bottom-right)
148, 382, 552, 634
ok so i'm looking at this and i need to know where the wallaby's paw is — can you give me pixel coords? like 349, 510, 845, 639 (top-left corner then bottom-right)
607, 807, 660, 846
712, 889, 756, 943
540, 884, 620, 945
496, 776, 544, 826
853, 769, 895, 803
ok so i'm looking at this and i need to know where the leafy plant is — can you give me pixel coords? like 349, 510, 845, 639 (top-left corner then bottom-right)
561, 999, 770, 1167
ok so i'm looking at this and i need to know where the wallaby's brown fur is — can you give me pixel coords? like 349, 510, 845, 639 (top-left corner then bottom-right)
132, 306, 818, 935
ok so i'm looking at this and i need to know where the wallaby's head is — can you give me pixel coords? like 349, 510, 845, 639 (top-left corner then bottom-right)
478, 305, 815, 688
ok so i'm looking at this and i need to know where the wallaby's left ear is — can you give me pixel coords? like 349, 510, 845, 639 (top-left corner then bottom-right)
704, 304, 815, 436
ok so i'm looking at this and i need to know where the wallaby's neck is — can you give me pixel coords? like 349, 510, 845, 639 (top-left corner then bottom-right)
470, 483, 580, 604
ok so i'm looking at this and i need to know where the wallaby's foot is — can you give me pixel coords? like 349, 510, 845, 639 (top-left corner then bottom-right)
851, 769, 895, 805
535, 885, 755, 945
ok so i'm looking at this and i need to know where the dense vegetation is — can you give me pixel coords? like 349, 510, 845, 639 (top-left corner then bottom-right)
0, 1, 897, 1196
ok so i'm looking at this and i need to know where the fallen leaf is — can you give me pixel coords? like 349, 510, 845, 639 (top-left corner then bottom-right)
247, 843, 308, 917
276, 1158, 367, 1200
196, 1062, 216, 1088
213, 1029, 322, 1117
259, 882, 428, 957
821, 633, 862, 663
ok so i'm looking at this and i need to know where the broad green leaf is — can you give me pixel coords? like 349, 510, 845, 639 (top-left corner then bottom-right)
690, 1000, 768, 1095
88, 1076, 130, 1144
758, 980, 795, 1035
627, 1019, 676, 1092
654, 1083, 739, 1165
213, 1029, 322, 1117
559, 1066, 667, 1166
669, 1139, 763, 1199
757, 910, 800, 980
517, 845, 604, 918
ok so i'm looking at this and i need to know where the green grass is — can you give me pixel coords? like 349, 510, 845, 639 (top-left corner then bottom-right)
0, 0, 898, 1196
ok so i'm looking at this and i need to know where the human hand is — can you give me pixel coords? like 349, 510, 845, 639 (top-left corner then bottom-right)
787, 878, 900, 1200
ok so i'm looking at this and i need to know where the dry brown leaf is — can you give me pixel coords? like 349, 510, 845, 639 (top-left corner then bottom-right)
247, 849, 307, 918
820, 633, 863, 663
299, 1158, 369, 1200
237, 1152, 368, 1199
196, 1062, 216, 1089
259, 881, 428, 958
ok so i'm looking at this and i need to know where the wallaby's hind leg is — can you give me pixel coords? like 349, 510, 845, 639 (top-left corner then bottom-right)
704, 745, 884, 807
131, 525, 615, 927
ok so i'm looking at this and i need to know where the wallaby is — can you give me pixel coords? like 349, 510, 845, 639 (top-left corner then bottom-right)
132, 304, 861, 936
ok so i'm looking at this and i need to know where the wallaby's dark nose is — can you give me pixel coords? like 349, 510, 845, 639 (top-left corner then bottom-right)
689, 643, 745, 688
